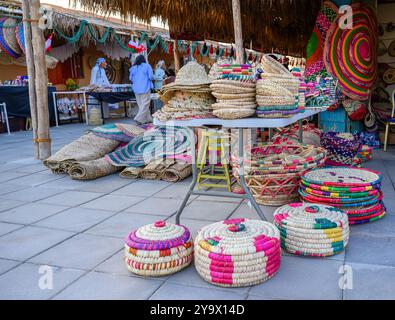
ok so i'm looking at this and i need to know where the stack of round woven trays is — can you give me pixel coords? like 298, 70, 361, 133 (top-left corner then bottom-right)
194, 219, 281, 287
274, 203, 349, 257
231, 143, 327, 206
321, 132, 362, 166
210, 64, 256, 119
299, 167, 386, 225
257, 55, 301, 118
124, 221, 193, 276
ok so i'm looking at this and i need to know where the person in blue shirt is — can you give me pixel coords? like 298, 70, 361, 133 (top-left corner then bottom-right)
129, 55, 154, 124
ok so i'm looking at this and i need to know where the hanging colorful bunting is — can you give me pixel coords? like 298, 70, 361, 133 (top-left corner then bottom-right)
194, 43, 199, 55
209, 44, 214, 55
324, 3, 378, 101
45, 33, 53, 53
128, 39, 145, 53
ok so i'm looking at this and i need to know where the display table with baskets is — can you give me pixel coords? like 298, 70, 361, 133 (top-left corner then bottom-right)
153, 107, 327, 224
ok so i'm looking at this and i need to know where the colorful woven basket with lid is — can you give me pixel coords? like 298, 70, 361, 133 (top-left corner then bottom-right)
300, 167, 385, 225
274, 203, 349, 257
194, 219, 281, 287
124, 220, 193, 276
321, 132, 362, 166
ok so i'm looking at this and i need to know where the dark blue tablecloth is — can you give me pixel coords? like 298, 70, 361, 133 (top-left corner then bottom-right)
0, 86, 56, 121
86, 91, 136, 104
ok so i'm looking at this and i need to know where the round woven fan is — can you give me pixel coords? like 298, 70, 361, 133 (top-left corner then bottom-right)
324, 3, 378, 101
105, 63, 116, 83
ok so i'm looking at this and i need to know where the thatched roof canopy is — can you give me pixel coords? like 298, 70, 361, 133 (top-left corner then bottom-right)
74, 0, 323, 56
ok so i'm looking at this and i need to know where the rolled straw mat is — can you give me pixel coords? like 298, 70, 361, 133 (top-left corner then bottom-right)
161, 161, 192, 183
43, 133, 119, 173
119, 167, 143, 179
141, 158, 174, 180
68, 157, 120, 180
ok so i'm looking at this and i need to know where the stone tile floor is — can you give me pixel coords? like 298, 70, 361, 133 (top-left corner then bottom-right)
0, 121, 395, 300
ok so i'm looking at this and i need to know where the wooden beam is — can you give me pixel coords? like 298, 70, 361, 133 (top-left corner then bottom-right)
173, 40, 181, 74
30, 0, 51, 159
21, 0, 39, 159
231, 0, 244, 64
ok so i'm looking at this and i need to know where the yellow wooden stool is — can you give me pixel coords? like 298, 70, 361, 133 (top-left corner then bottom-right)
196, 129, 231, 192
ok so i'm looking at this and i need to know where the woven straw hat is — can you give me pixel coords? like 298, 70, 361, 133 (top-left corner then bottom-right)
0, 18, 21, 59
46, 55, 58, 69
213, 108, 255, 119
261, 54, 290, 75
212, 92, 256, 100
161, 61, 212, 103
166, 61, 211, 87
256, 79, 293, 97
212, 103, 257, 110
3, 18, 21, 55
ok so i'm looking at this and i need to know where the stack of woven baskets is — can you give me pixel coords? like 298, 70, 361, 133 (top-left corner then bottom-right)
194, 219, 281, 287
299, 167, 386, 225
291, 67, 307, 111
271, 123, 322, 147
274, 203, 349, 257
210, 64, 257, 119
357, 145, 373, 163
256, 55, 301, 118
231, 143, 327, 206
153, 61, 215, 122
124, 221, 193, 276
321, 132, 362, 166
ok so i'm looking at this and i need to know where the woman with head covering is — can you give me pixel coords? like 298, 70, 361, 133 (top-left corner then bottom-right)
89, 57, 111, 118
153, 60, 166, 90
129, 55, 154, 124
152, 60, 167, 112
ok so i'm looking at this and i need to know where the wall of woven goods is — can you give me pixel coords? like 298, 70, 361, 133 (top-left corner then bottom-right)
378, 2, 395, 97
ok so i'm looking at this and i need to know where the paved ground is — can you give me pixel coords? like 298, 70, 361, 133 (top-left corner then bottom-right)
0, 121, 394, 300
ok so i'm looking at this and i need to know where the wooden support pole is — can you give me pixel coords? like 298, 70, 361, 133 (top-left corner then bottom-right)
21, 0, 39, 159
30, 0, 51, 159
173, 40, 181, 74
231, 0, 244, 64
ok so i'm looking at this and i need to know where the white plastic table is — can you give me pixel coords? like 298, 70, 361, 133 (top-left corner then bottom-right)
153, 107, 327, 223
0, 102, 10, 135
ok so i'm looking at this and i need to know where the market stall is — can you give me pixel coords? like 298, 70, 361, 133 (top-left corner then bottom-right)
0, 85, 57, 122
